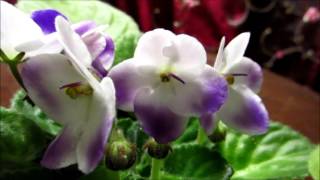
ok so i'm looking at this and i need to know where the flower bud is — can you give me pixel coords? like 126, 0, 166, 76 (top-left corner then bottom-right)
105, 140, 137, 171
144, 138, 171, 159
208, 122, 227, 143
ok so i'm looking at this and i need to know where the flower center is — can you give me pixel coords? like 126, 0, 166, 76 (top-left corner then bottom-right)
160, 73, 185, 84
224, 73, 248, 85
60, 82, 93, 99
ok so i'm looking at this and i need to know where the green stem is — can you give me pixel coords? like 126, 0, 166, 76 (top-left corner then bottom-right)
150, 158, 162, 180
196, 125, 207, 145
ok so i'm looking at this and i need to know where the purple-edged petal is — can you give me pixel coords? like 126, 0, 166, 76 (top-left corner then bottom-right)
55, 16, 100, 89
108, 59, 157, 111
73, 21, 97, 36
217, 85, 269, 135
77, 78, 115, 173
21, 54, 90, 125
200, 113, 217, 134
226, 57, 263, 93
134, 88, 188, 143
169, 65, 228, 116
31, 9, 67, 34
41, 126, 77, 169
91, 36, 115, 77
0, 1, 43, 58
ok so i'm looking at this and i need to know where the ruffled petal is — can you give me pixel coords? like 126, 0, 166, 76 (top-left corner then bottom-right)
134, 29, 176, 66
134, 88, 188, 143
0, 1, 43, 58
73, 21, 97, 36
217, 85, 269, 135
31, 9, 67, 34
91, 36, 115, 77
108, 59, 157, 111
226, 57, 263, 93
41, 126, 77, 169
224, 32, 250, 70
21, 54, 90, 125
77, 78, 116, 174
55, 16, 100, 89
169, 65, 228, 116
200, 113, 217, 134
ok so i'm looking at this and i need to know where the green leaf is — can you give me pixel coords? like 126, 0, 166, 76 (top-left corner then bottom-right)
309, 145, 320, 180
162, 143, 233, 180
10, 90, 61, 136
0, 108, 47, 165
217, 121, 313, 179
17, 0, 141, 65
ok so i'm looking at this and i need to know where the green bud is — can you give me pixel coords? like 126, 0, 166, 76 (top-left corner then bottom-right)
105, 130, 137, 171
208, 122, 227, 143
144, 138, 171, 159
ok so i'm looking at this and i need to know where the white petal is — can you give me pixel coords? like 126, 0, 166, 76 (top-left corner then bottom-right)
76, 77, 116, 173
226, 57, 263, 93
0, 1, 43, 58
55, 16, 100, 90
213, 37, 226, 72
223, 32, 250, 71
21, 54, 90, 126
134, 29, 176, 66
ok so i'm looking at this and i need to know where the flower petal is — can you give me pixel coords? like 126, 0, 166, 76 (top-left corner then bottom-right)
21, 54, 90, 125
41, 126, 77, 169
73, 21, 97, 36
31, 9, 67, 34
134, 29, 176, 66
169, 65, 228, 116
0, 1, 43, 58
134, 88, 188, 143
76, 78, 116, 173
200, 113, 217, 134
169, 34, 207, 72
223, 32, 250, 70
108, 59, 157, 111
55, 16, 100, 89
226, 57, 263, 93
213, 37, 226, 72
91, 36, 115, 77
217, 85, 269, 135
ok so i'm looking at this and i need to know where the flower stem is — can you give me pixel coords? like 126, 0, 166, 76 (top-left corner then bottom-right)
150, 158, 162, 180
196, 125, 207, 145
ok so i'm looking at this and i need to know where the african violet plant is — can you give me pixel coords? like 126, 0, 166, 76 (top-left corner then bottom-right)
0, 1, 318, 180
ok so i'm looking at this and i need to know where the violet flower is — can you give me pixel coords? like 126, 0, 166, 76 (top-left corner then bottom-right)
109, 29, 228, 143
1, 1, 116, 173
205, 33, 269, 135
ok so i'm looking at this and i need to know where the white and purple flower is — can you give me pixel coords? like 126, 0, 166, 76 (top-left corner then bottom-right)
109, 29, 228, 143
206, 32, 269, 135
1, 1, 116, 173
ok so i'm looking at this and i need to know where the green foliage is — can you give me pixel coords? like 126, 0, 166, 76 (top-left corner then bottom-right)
17, 0, 141, 65
217, 122, 313, 179
309, 145, 320, 180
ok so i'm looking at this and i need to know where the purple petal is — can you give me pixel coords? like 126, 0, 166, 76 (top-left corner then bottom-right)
134, 88, 188, 143
73, 21, 97, 36
91, 36, 115, 77
200, 113, 216, 134
217, 86, 269, 134
31, 9, 67, 34
227, 57, 263, 93
169, 65, 228, 116
41, 127, 77, 169
108, 59, 157, 111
